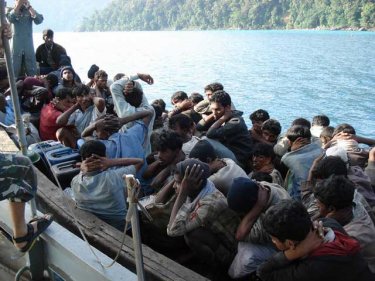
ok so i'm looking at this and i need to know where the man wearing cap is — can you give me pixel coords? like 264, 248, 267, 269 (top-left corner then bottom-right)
35, 29, 67, 75
7, 0, 43, 77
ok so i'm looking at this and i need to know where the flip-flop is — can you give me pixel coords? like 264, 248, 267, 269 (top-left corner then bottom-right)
13, 214, 53, 253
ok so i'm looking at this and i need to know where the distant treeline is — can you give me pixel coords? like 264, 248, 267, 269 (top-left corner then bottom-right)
79, 0, 375, 31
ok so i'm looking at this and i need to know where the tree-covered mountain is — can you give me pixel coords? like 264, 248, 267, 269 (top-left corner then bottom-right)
78, 0, 375, 31
22, 0, 111, 32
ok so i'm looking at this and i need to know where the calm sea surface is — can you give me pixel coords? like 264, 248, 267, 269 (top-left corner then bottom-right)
33, 30, 375, 137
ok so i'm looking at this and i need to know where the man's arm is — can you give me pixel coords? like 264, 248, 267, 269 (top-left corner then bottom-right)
92, 96, 106, 113
80, 155, 144, 174
56, 103, 79, 126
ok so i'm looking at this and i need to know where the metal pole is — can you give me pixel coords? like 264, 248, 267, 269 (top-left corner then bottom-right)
0, 8, 45, 281
125, 175, 145, 281
0, 1, 37, 217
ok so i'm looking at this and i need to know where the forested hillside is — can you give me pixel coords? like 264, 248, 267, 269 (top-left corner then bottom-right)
78, 0, 375, 31
23, 0, 110, 32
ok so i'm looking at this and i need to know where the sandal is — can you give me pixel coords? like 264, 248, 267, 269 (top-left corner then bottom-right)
13, 214, 53, 253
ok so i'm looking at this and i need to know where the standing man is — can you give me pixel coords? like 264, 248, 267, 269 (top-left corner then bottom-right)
35, 29, 67, 75
7, 0, 43, 77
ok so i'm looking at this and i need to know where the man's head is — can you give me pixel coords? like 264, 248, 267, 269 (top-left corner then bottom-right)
189, 140, 217, 163
0, 60, 9, 90
87, 64, 99, 80
209, 90, 231, 120
171, 91, 188, 107
189, 92, 204, 105
320, 126, 334, 146
261, 119, 281, 143
73, 84, 91, 110
312, 115, 330, 127
313, 175, 354, 217
124, 84, 143, 108
252, 143, 275, 171
80, 140, 106, 160
291, 118, 311, 129
227, 177, 259, 215
250, 109, 270, 133
286, 125, 311, 143
263, 200, 312, 251
55, 88, 75, 110
94, 70, 108, 90
42, 29, 54, 47
60, 66, 75, 82
156, 130, 183, 165
168, 114, 195, 141
204, 82, 223, 99
45, 73, 59, 89
333, 123, 356, 136
313, 156, 348, 180
152, 99, 166, 112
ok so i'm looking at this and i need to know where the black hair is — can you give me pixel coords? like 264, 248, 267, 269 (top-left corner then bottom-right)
80, 140, 106, 160
261, 119, 282, 136
152, 99, 166, 112
291, 118, 311, 129
125, 86, 143, 108
189, 92, 204, 104
189, 140, 217, 163
156, 130, 183, 152
113, 73, 125, 81
168, 114, 194, 131
250, 172, 273, 183
320, 126, 335, 138
252, 143, 275, 160
171, 91, 188, 103
152, 104, 163, 119
313, 175, 354, 210
286, 125, 311, 142
209, 90, 231, 107
314, 156, 348, 179
73, 84, 90, 97
250, 109, 270, 122
263, 200, 312, 242
333, 123, 356, 136
45, 73, 59, 88
55, 88, 73, 100
312, 115, 330, 127
204, 82, 223, 93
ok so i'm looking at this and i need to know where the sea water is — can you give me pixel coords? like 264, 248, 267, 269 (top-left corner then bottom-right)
33, 30, 375, 137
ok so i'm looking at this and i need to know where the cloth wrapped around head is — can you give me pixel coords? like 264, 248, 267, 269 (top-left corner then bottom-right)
175, 158, 210, 187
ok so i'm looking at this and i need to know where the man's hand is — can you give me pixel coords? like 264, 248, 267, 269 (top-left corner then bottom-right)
80, 155, 111, 174
369, 147, 375, 162
137, 73, 154, 85
95, 115, 120, 133
284, 228, 323, 261
290, 137, 310, 151
221, 107, 232, 122
180, 164, 204, 194
209, 158, 226, 173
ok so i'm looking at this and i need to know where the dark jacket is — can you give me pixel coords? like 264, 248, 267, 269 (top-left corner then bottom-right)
258, 228, 374, 281
35, 42, 67, 69
206, 110, 252, 168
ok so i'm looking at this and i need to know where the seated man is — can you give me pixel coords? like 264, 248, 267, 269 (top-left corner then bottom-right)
35, 29, 67, 75
281, 125, 322, 200
56, 84, 105, 148
39, 88, 74, 141
143, 130, 185, 192
319, 126, 334, 148
314, 175, 375, 272
226, 177, 290, 278
71, 140, 143, 231
310, 114, 330, 143
167, 159, 240, 270
248, 143, 284, 186
258, 200, 374, 281
110, 73, 155, 155
91, 70, 115, 115
189, 139, 247, 196
53, 65, 80, 95
249, 109, 270, 144
261, 118, 282, 145
205, 90, 252, 170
